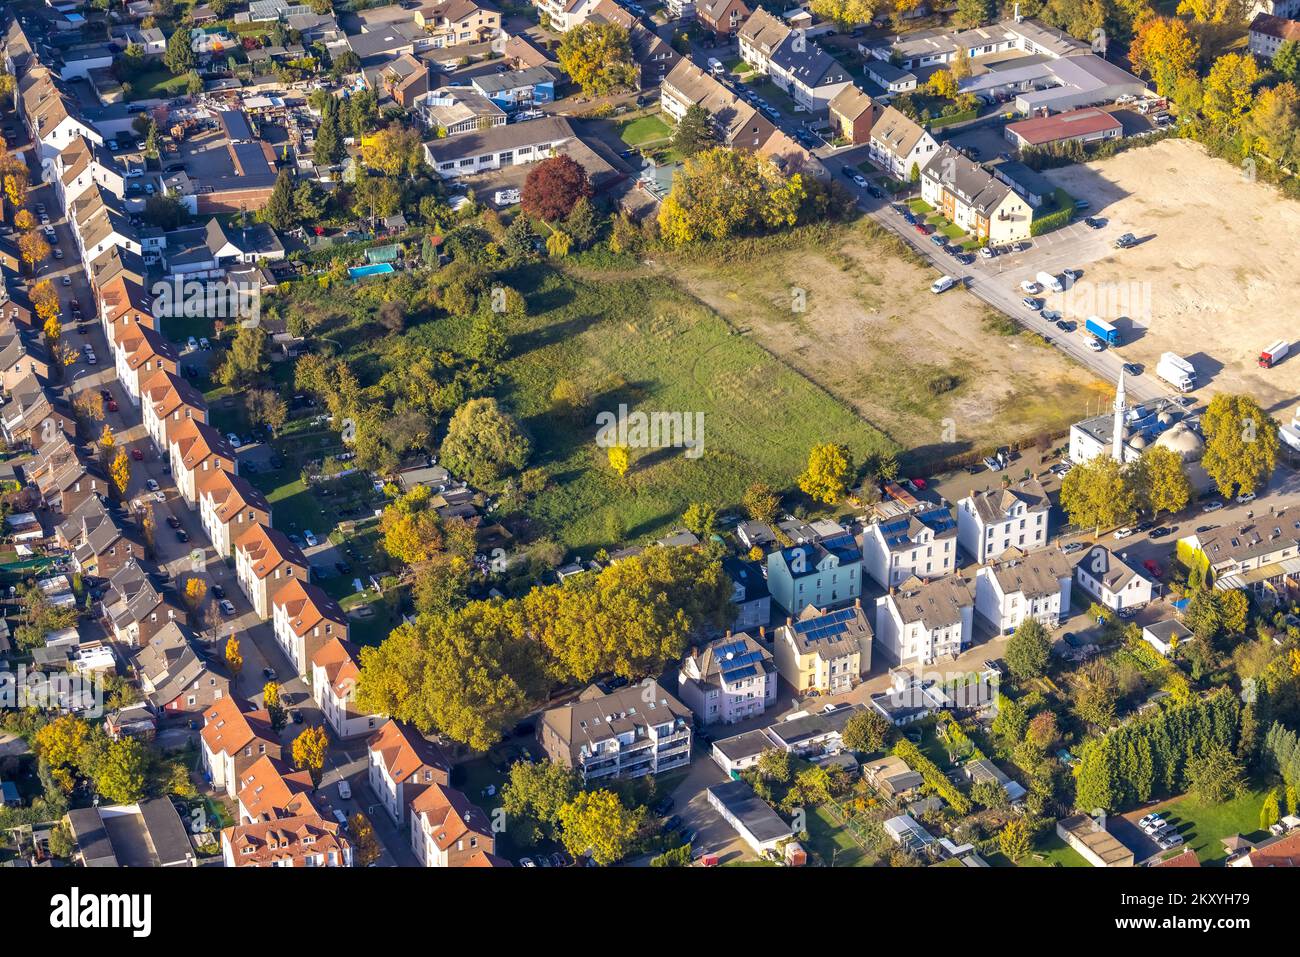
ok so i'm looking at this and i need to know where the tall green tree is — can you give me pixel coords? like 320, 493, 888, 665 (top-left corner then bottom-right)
164, 26, 196, 76
500, 760, 577, 844
1140, 445, 1191, 517
1202, 393, 1280, 498
1059, 455, 1140, 532
262, 170, 297, 230
1006, 618, 1052, 680
557, 789, 645, 865
439, 397, 531, 486
672, 103, 718, 157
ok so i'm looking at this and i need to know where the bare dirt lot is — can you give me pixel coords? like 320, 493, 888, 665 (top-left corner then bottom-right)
665, 222, 1109, 463
1041, 138, 1300, 418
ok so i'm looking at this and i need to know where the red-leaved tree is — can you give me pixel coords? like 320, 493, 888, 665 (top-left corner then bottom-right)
521, 155, 593, 222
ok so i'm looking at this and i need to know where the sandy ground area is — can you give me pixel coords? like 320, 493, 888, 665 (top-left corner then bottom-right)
1041, 138, 1300, 419
672, 224, 1108, 459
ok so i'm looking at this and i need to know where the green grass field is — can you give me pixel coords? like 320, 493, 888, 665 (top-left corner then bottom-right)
126, 69, 194, 102
804, 804, 876, 867
618, 114, 672, 147
492, 264, 892, 549
988, 832, 1092, 867
1157, 786, 1272, 865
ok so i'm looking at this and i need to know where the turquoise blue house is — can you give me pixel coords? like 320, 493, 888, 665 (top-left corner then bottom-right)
766, 532, 862, 616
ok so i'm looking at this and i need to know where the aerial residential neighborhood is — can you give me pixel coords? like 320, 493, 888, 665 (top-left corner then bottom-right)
0, 0, 1295, 928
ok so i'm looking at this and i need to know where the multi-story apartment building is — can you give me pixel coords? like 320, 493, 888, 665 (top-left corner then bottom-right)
974, 547, 1073, 634
1178, 506, 1300, 597
271, 579, 349, 678
862, 505, 958, 589
538, 682, 693, 784
766, 531, 862, 615
874, 575, 975, 665
677, 633, 778, 726
957, 478, 1051, 565
367, 720, 451, 825
772, 603, 873, 695
311, 637, 387, 740
410, 783, 506, 867
234, 523, 309, 619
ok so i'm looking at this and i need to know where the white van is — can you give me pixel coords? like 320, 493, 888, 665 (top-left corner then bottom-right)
930, 275, 957, 294
707, 58, 725, 76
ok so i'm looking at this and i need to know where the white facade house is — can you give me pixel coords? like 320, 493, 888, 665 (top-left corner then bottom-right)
868, 105, 938, 180
974, 548, 1073, 634
311, 638, 387, 740
874, 576, 975, 666
861, 505, 958, 589
1249, 13, 1300, 59
956, 478, 1051, 565
1073, 545, 1154, 610
1142, 619, 1192, 657
423, 115, 574, 179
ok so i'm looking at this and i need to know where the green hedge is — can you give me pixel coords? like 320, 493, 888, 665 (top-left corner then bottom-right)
927, 109, 978, 131
1030, 205, 1073, 236
893, 737, 973, 815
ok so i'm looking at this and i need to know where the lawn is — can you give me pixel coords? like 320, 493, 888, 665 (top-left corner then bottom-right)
126, 69, 194, 102
487, 263, 893, 550
989, 832, 1092, 867
618, 114, 672, 148
1158, 786, 1272, 865
804, 804, 876, 867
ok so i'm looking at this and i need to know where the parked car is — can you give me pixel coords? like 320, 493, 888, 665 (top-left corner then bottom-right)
1062, 541, 1086, 554
1149, 526, 1172, 539
175, 529, 189, 543
199, 337, 210, 350
1236, 491, 1257, 504
338, 780, 352, 800
1143, 559, 1163, 577
1086, 337, 1105, 352
1114, 232, 1137, 249
1021, 297, 1042, 311
304, 530, 318, 547
852, 174, 868, 188
211, 584, 225, 599
227, 433, 243, 448
166, 515, 182, 529
187, 336, 198, 351
1113, 527, 1134, 539
145, 479, 160, 492
1202, 500, 1224, 512
262, 667, 276, 680
220, 599, 237, 616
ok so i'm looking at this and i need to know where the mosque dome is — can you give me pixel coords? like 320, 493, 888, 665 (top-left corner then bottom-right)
1155, 422, 1205, 461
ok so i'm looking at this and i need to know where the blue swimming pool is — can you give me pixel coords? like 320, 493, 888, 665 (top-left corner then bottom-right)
348, 263, 395, 280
